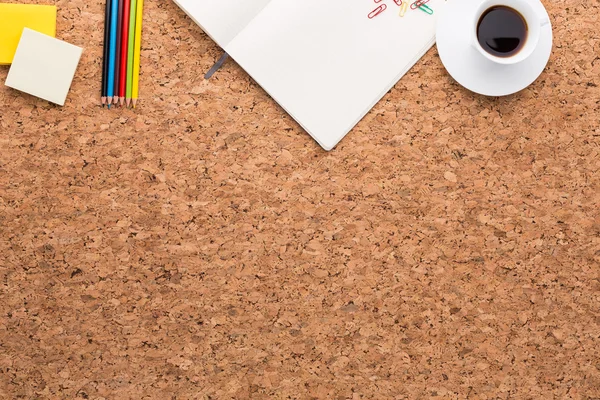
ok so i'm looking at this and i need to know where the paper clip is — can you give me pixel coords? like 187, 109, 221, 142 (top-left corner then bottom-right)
411, 0, 429, 10
399, 1, 409, 16
374, 0, 384, 2
368, 4, 387, 19
419, 4, 433, 14
393, 0, 403, 5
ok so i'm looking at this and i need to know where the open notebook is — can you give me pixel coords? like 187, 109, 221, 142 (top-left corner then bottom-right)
174, 0, 445, 150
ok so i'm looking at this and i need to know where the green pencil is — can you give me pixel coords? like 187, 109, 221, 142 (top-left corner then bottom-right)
126, 0, 137, 107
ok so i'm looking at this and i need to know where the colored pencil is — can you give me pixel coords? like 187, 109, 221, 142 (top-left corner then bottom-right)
119, 0, 131, 107
106, 0, 118, 108
131, 0, 144, 108
113, 0, 123, 106
126, 0, 137, 108
101, 0, 112, 106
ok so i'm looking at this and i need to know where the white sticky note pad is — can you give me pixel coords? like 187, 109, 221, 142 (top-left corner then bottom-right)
5, 28, 83, 106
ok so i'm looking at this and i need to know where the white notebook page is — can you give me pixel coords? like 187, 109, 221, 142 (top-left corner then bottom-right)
173, 0, 272, 47
226, 0, 444, 150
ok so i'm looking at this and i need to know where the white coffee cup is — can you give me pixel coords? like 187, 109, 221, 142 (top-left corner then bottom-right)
472, 0, 550, 65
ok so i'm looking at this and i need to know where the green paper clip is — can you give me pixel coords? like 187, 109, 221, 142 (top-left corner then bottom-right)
419, 4, 433, 14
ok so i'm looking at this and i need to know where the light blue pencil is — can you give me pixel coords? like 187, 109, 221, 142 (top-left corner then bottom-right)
106, 0, 119, 108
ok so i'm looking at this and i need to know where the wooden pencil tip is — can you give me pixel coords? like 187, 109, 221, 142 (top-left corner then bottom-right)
126, 99, 131, 108
108, 104, 111, 110
132, 99, 137, 108
120, 98, 124, 107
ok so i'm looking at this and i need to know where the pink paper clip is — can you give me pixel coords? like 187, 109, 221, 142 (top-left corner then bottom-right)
411, 0, 429, 10
368, 4, 387, 18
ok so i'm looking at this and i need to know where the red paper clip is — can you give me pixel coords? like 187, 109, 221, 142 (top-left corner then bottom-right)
393, 0, 403, 5
373, 0, 384, 3
368, 4, 387, 18
411, 0, 429, 10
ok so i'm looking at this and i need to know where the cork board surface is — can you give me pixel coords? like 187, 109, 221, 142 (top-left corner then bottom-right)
1, 0, 599, 398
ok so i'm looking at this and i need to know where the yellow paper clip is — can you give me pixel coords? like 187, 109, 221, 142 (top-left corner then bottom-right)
399, 1, 409, 16
419, 4, 433, 14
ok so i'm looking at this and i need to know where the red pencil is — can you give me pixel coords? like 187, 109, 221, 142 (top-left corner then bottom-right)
114, 0, 123, 106
119, 0, 130, 106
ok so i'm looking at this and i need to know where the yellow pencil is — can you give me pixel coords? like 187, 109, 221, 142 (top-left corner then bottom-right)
131, 0, 143, 108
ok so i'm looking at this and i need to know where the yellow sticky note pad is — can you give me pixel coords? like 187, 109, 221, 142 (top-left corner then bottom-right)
0, 3, 57, 65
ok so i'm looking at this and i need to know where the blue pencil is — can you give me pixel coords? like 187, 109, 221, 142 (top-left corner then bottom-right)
106, 0, 119, 108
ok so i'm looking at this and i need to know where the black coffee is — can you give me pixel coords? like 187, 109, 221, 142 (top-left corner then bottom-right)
477, 6, 528, 57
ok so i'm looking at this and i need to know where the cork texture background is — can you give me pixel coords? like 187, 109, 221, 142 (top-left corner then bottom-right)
1, 0, 600, 398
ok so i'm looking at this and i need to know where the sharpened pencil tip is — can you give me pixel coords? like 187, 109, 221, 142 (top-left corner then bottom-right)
108, 104, 111, 109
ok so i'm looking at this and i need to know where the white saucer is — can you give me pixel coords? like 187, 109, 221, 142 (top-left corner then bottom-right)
436, 0, 553, 96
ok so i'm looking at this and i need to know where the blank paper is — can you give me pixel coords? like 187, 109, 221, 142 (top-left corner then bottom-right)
226, 0, 444, 150
173, 0, 272, 48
